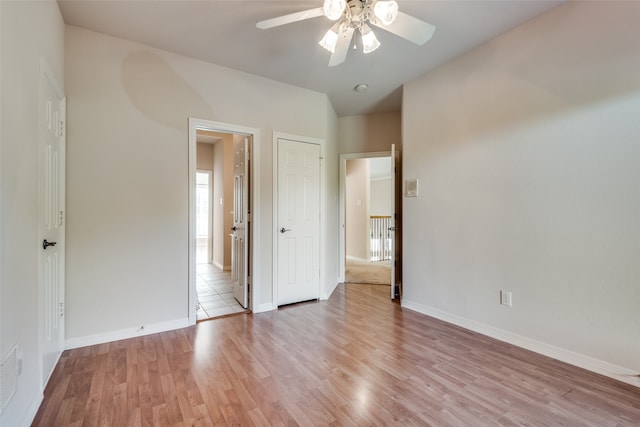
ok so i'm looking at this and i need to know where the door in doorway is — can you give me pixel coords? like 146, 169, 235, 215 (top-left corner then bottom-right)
276, 138, 321, 306
231, 136, 250, 308
39, 64, 66, 385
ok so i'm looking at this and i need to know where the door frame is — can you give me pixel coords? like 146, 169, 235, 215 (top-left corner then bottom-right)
338, 151, 391, 283
188, 118, 260, 324
272, 132, 325, 307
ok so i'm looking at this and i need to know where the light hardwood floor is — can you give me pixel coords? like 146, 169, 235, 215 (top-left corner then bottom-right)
33, 284, 640, 426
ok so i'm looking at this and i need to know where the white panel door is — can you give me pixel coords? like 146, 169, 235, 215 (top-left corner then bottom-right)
232, 136, 250, 308
277, 139, 320, 305
39, 65, 65, 385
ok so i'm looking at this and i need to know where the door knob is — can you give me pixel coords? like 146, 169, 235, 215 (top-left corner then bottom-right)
280, 227, 291, 234
42, 239, 57, 250
231, 226, 237, 231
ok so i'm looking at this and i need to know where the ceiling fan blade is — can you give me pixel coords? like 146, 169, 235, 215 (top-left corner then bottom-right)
371, 11, 435, 45
256, 7, 325, 30
329, 27, 355, 67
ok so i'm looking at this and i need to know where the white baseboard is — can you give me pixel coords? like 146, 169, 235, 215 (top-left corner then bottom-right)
65, 318, 189, 350
254, 303, 275, 313
18, 390, 43, 427
346, 255, 369, 263
212, 261, 231, 271
321, 281, 339, 300
402, 299, 640, 388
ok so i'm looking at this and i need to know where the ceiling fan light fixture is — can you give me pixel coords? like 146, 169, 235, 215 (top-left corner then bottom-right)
319, 24, 341, 52
360, 24, 380, 54
257, 0, 436, 67
373, 0, 398, 25
323, 0, 347, 21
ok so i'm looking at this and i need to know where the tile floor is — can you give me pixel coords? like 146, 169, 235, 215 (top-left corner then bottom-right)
196, 263, 247, 321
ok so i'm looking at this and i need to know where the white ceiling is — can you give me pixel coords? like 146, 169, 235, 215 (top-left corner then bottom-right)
57, 0, 565, 116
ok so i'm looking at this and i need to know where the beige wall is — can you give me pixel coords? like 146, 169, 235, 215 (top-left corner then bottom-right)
64, 25, 337, 340
197, 135, 233, 269
338, 111, 401, 154
345, 159, 370, 261
0, 1, 65, 425
402, 1, 640, 380
196, 141, 213, 170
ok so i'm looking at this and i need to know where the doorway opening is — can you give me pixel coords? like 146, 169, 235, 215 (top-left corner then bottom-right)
343, 156, 392, 285
188, 118, 260, 324
339, 149, 402, 299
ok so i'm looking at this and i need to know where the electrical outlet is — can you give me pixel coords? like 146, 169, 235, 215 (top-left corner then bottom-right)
500, 290, 512, 307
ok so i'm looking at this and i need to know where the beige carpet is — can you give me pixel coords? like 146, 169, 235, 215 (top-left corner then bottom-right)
345, 258, 391, 285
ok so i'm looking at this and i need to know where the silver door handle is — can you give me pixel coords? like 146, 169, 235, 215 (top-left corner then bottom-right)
280, 227, 291, 234
388, 227, 398, 231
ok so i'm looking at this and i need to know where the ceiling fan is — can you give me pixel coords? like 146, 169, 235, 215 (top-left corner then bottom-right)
256, 0, 436, 66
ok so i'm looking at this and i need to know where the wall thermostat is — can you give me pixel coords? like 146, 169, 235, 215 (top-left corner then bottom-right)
405, 179, 418, 198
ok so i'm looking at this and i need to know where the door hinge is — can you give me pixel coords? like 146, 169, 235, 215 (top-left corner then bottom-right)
59, 302, 64, 317
58, 121, 65, 137
59, 210, 64, 227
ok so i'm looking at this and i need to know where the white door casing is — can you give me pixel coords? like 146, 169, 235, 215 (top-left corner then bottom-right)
275, 137, 321, 306
39, 60, 66, 386
232, 136, 250, 308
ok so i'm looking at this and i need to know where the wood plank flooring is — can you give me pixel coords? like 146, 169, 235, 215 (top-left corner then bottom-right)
33, 284, 640, 426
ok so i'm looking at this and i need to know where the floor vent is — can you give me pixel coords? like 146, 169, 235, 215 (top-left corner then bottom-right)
0, 346, 18, 413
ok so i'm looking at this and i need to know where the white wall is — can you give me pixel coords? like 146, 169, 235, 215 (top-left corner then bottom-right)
370, 178, 391, 216
338, 112, 400, 154
322, 102, 340, 299
0, 1, 65, 425
402, 1, 640, 383
64, 26, 336, 341
345, 159, 370, 261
